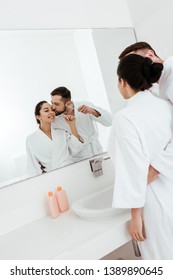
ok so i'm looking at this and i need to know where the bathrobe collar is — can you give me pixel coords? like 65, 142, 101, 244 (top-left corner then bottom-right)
127, 90, 149, 106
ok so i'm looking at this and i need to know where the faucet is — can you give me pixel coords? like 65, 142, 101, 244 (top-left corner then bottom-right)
89, 155, 110, 177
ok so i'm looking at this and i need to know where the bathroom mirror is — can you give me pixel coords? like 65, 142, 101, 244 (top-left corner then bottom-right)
0, 28, 136, 188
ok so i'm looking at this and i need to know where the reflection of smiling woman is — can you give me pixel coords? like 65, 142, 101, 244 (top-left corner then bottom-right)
26, 101, 84, 176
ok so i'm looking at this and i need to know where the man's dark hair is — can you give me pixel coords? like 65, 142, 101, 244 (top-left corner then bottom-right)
119, 42, 158, 59
50, 86, 71, 101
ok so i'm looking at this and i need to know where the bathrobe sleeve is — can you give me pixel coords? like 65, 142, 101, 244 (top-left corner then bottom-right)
26, 137, 43, 176
159, 56, 173, 104
66, 132, 84, 155
151, 57, 173, 180
80, 101, 112, 126
90, 105, 112, 126
108, 113, 149, 209
151, 140, 173, 181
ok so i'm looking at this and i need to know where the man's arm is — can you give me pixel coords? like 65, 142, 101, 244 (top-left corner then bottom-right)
78, 105, 101, 117
78, 101, 112, 126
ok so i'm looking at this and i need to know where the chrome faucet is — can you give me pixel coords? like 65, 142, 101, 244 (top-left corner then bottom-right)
89, 155, 110, 177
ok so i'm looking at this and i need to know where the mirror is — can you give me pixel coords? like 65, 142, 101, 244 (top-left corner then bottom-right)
0, 28, 136, 188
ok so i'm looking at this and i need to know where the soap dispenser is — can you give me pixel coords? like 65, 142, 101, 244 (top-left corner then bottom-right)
55, 186, 69, 212
47, 191, 60, 218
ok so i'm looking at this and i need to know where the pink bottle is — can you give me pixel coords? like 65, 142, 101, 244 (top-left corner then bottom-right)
55, 186, 69, 212
47, 191, 60, 218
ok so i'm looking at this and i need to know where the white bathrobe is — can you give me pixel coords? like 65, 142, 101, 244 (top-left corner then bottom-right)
26, 127, 84, 176
52, 101, 112, 161
108, 91, 173, 259
151, 56, 173, 181
159, 56, 173, 103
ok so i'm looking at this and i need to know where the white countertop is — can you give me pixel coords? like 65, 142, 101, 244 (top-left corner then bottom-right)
0, 209, 131, 260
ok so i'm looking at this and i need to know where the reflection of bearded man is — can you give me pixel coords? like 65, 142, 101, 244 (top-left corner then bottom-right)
51, 87, 75, 116
50, 86, 112, 162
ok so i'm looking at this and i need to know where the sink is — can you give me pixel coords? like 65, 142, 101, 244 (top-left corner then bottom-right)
71, 185, 127, 219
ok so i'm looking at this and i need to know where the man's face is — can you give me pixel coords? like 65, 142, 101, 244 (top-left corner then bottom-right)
51, 95, 66, 116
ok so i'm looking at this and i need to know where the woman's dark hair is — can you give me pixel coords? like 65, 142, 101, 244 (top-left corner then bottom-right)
117, 54, 163, 91
50, 86, 71, 102
35, 100, 48, 124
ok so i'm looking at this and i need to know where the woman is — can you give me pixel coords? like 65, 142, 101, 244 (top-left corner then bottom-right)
108, 54, 173, 259
26, 101, 84, 176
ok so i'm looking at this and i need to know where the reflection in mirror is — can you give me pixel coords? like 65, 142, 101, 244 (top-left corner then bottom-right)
26, 100, 84, 177
0, 28, 136, 188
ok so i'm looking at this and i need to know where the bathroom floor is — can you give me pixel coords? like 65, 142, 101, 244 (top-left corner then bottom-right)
101, 241, 142, 260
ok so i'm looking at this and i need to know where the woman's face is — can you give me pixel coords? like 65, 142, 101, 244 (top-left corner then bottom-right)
37, 103, 55, 124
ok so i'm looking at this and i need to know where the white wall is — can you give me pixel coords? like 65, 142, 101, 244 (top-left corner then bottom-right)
127, 0, 173, 58
0, 0, 132, 29
92, 28, 136, 115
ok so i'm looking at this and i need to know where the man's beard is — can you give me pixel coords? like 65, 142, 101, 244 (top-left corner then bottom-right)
55, 104, 66, 116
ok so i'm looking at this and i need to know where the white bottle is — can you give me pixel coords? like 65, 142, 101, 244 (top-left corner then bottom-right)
55, 186, 69, 212
47, 191, 60, 218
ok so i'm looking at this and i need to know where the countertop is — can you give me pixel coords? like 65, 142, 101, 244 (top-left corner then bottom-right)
0, 209, 131, 260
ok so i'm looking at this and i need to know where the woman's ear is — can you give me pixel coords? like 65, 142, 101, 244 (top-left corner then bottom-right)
121, 78, 127, 88
36, 115, 41, 122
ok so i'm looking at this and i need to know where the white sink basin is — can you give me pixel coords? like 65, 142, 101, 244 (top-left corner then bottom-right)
71, 185, 127, 219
